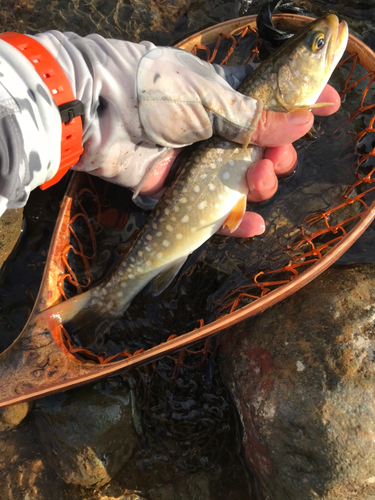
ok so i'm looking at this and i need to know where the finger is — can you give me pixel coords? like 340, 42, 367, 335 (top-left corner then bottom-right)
139, 149, 181, 197
264, 144, 297, 177
246, 159, 278, 202
250, 108, 314, 147
313, 84, 341, 116
217, 211, 265, 237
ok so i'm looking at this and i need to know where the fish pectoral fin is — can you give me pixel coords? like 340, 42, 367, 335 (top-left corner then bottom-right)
150, 258, 187, 297
222, 194, 247, 233
290, 102, 334, 111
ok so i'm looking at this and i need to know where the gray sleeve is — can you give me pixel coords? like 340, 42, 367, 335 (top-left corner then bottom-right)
0, 37, 62, 217
0, 113, 29, 210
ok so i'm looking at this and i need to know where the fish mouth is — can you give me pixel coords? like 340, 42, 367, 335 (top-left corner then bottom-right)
325, 14, 348, 69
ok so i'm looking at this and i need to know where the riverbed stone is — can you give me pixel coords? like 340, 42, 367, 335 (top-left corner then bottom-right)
34, 380, 140, 487
219, 264, 375, 500
0, 402, 30, 431
0, 208, 23, 271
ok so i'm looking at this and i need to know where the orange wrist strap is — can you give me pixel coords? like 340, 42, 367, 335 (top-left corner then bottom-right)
0, 32, 84, 190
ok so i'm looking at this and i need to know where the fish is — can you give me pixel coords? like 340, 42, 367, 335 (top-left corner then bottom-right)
37, 15, 348, 346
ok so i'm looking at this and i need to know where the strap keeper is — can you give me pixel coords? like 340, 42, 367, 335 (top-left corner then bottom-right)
59, 99, 85, 124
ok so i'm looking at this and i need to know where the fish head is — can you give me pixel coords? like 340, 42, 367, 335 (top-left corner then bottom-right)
244, 14, 348, 111
274, 14, 348, 110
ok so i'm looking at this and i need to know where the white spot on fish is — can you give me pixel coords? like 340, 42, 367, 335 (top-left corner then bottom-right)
166, 225, 173, 232
176, 234, 182, 239
200, 219, 206, 226
138, 251, 143, 257
180, 197, 187, 204
208, 183, 215, 191
152, 223, 157, 230
271, 99, 277, 106
165, 209, 170, 215
130, 257, 135, 263
181, 215, 189, 223
146, 260, 152, 267
193, 186, 200, 193
137, 267, 143, 273
128, 274, 135, 279
191, 227, 197, 233
157, 252, 163, 259
200, 174, 207, 180
146, 235, 152, 241
162, 240, 170, 247
210, 164, 216, 169
215, 203, 220, 209
228, 161, 234, 166
156, 232, 162, 237
117, 291, 123, 297
145, 246, 152, 252
218, 194, 223, 200
198, 201, 207, 210
222, 172, 230, 180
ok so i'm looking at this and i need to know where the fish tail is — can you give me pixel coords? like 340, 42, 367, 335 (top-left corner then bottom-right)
36, 290, 112, 347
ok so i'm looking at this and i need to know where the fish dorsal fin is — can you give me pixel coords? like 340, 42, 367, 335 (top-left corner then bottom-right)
150, 257, 187, 296
222, 194, 247, 233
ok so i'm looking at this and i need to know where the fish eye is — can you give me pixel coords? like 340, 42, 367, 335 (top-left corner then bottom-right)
311, 32, 325, 52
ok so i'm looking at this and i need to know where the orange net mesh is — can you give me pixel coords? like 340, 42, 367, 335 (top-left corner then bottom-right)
53, 25, 375, 364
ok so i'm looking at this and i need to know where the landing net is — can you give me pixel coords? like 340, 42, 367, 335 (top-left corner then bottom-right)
53, 22, 375, 364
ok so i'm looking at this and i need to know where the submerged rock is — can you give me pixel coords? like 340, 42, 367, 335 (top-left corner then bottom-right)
0, 208, 23, 271
34, 380, 140, 487
219, 264, 375, 500
0, 402, 30, 431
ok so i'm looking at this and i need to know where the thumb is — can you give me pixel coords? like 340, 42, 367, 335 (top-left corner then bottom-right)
249, 109, 314, 147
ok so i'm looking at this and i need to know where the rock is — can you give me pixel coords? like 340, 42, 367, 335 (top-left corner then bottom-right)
0, 402, 30, 431
0, 208, 23, 271
34, 380, 140, 487
219, 264, 375, 500
0, 413, 68, 500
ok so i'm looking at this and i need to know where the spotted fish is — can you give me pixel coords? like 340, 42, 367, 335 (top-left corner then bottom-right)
37, 15, 348, 344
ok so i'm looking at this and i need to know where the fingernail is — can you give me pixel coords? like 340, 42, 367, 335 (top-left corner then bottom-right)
253, 221, 266, 236
286, 109, 311, 126
261, 173, 277, 190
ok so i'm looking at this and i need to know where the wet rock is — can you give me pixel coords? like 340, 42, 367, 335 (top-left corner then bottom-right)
34, 380, 140, 487
219, 264, 375, 500
0, 402, 30, 431
0, 208, 23, 271
0, 413, 68, 500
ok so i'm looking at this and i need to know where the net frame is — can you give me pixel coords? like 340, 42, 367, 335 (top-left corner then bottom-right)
0, 14, 374, 407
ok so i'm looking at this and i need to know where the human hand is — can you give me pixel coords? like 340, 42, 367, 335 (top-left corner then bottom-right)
139, 83, 341, 237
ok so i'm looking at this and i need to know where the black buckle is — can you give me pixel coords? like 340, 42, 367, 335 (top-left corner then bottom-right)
58, 99, 85, 124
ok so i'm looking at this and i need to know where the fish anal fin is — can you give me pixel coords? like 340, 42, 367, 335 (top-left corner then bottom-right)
222, 194, 247, 233
150, 258, 187, 297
